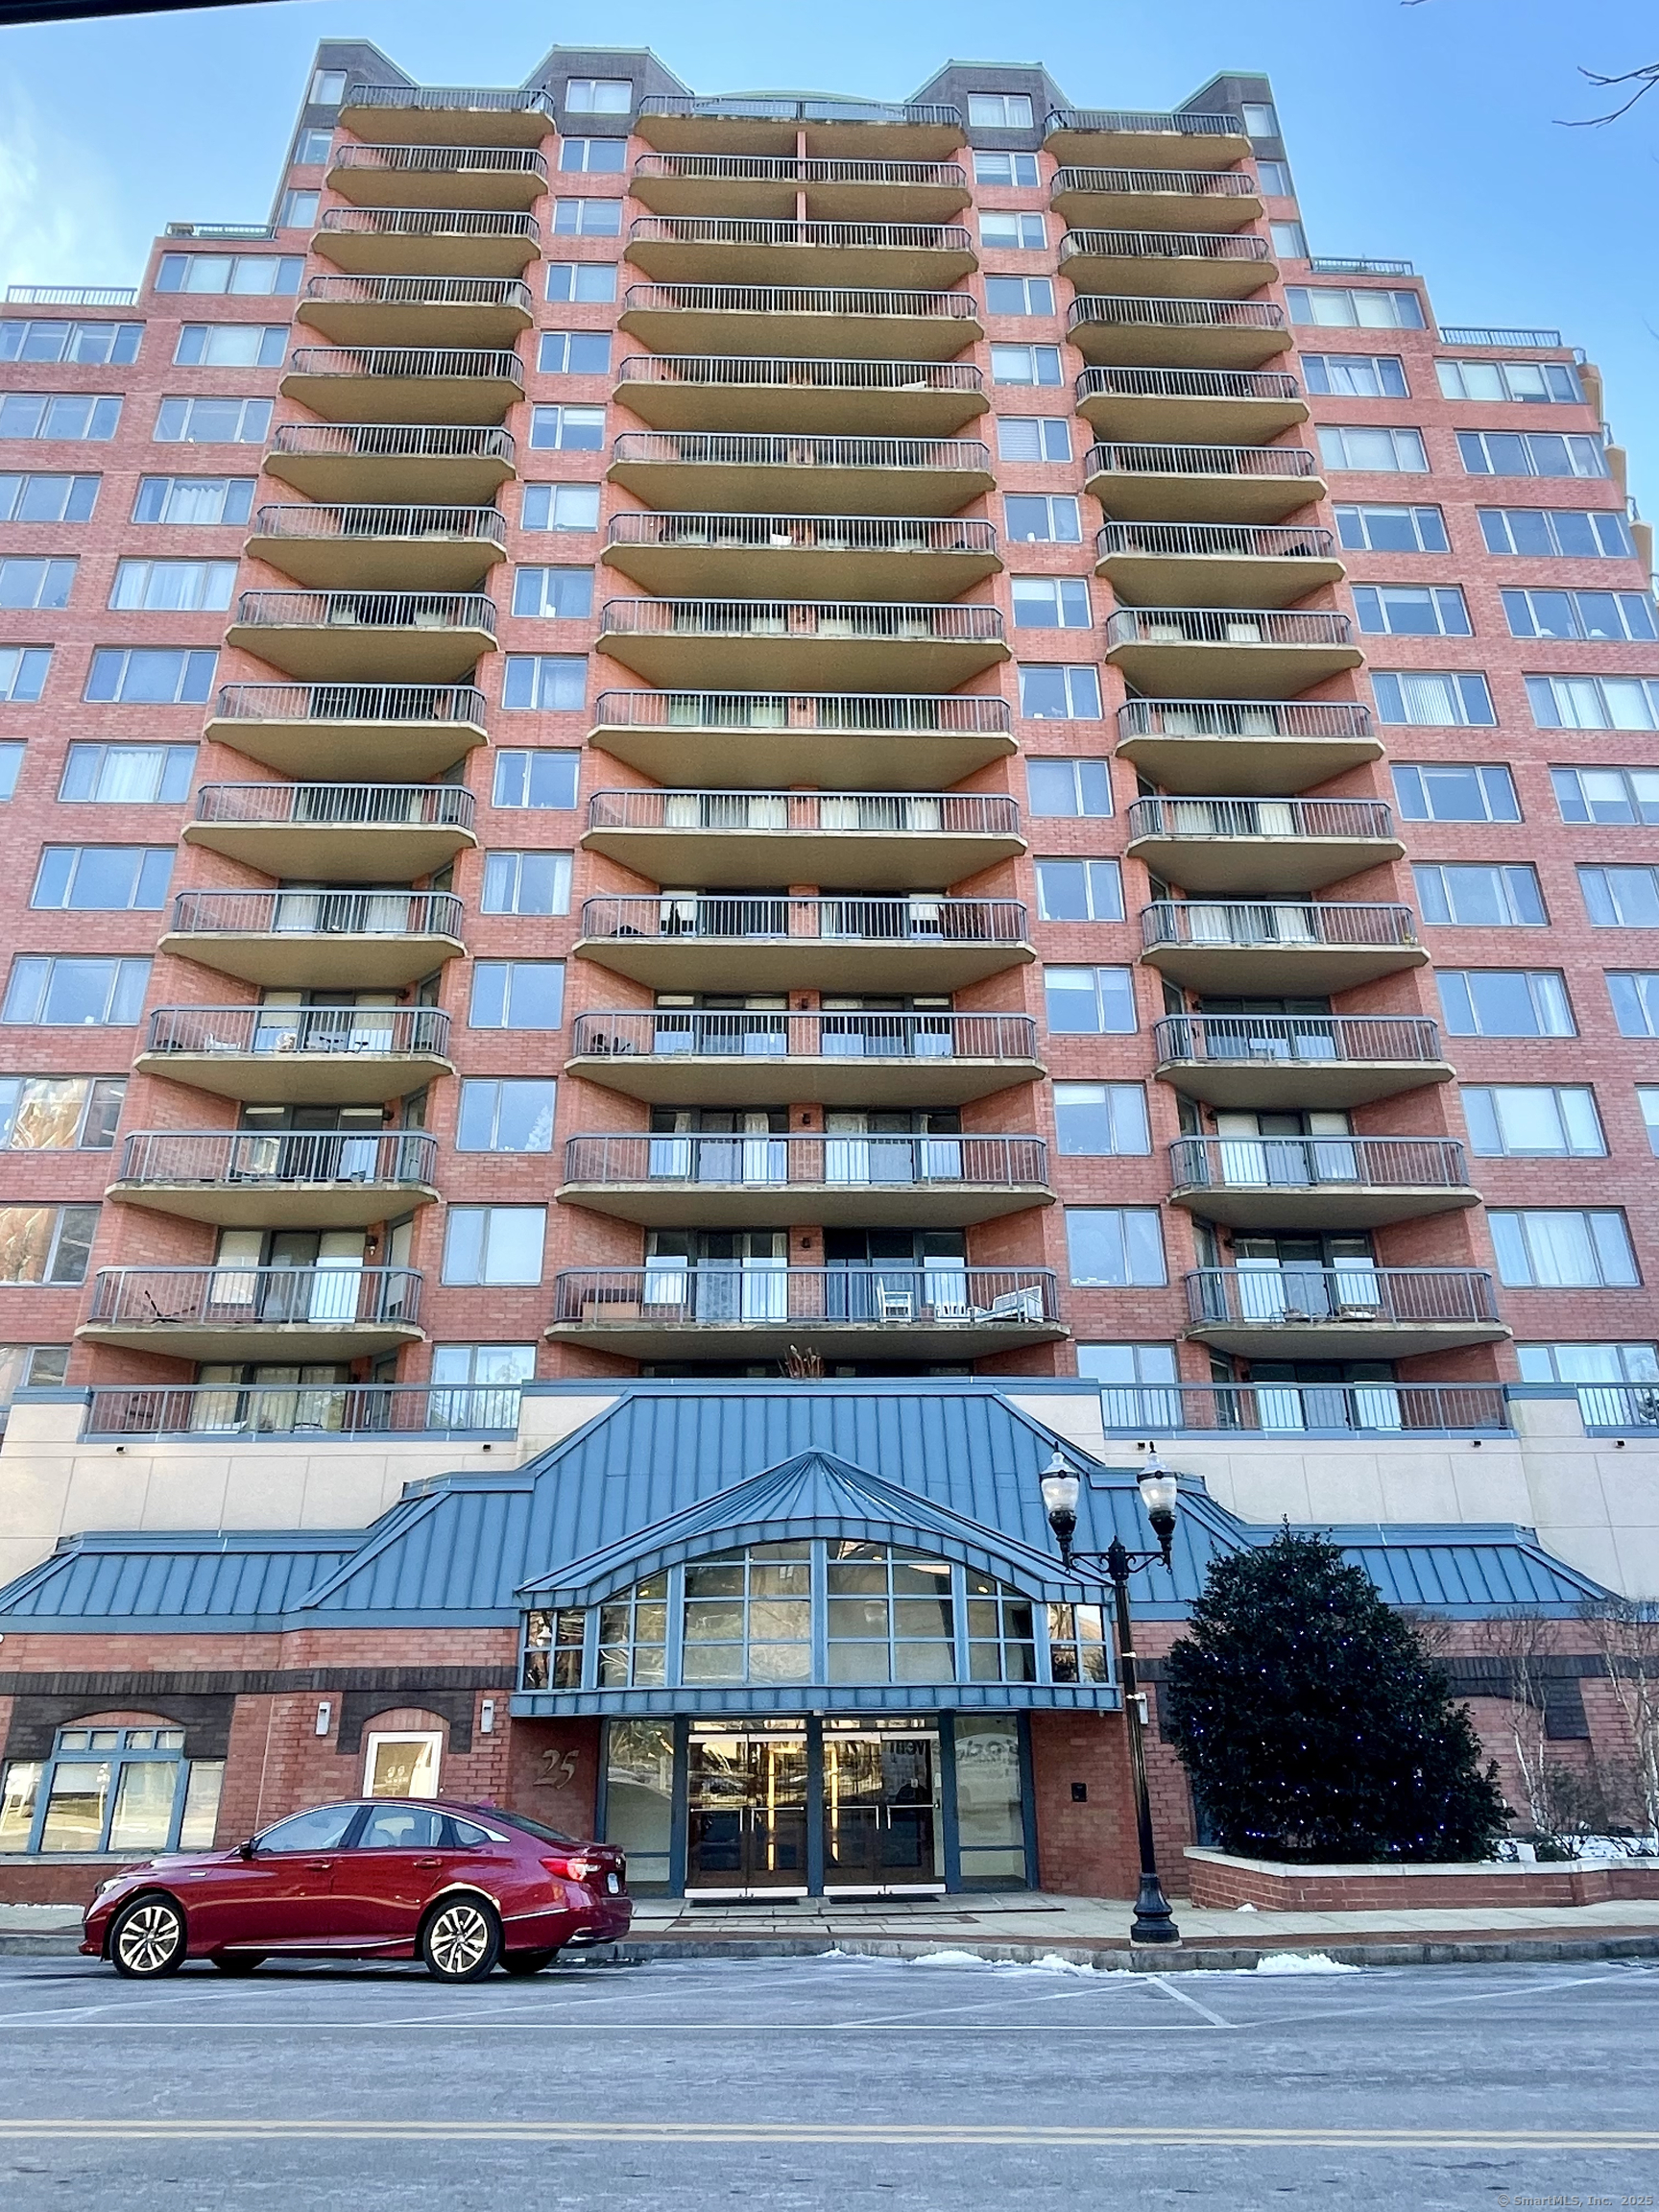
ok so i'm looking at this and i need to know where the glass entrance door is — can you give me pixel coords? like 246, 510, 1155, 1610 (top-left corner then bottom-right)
685, 1721, 808, 1892
822, 1720, 943, 1891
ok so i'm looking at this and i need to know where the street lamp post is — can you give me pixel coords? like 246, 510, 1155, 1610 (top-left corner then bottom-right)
1039, 1447, 1181, 1947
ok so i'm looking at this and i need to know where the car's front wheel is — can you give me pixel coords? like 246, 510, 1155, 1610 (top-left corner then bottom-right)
109, 1894, 188, 1979
421, 1896, 502, 1983
500, 1948, 559, 1977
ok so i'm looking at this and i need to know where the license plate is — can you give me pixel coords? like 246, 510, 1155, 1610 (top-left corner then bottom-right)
606, 1871, 620, 1894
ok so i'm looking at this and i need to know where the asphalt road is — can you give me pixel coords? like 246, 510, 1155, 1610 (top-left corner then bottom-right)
0, 1950, 1654, 2209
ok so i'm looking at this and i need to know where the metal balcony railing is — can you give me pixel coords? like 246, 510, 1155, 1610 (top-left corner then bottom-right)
1152, 1011, 1445, 1070
5, 284, 137, 305
192, 781, 477, 832
552, 1263, 1059, 1329
592, 687, 1012, 738
169, 888, 466, 941
1185, 1265, 1500, 1330
610, 429, 992, 474
639, 95, 963, 128
330, 144, 549, 180
1076, 365, 1302, 406
318, 207, 540, 243
84, 1381, 521, 1440
117, 1129, 439, 1190
1059, 228, 1272, 267
1168, 1133, 1469, 1195
633, 155, 971, 189
165, 223, 276, 240
231, 588, 497, 634
1141, 900, 1419, 956
1438, 325, 1565, 349
615, 353, 983, 398
1128, 794, 1393, 844
213, 681, 488, 728
621, 282, 980, 321
252, 503, 507, 549
87, 1265, 423, 1330
268, 423, 517, 467
1097, 520, 1335, 563
1106, 606, 1353, 649
570, 1008, 1040, 1064
1049, 166, 1259, 202
586, 787, 1020, 836
286, 345, 524, 385
1308, 256, 1413, 276
343, 84, 556, 119
1046, 108, 1241, 138
604, 512, 998, 559
598, 596, 1004, 644
301, 275, 534, 313
144, 1004, 452, 1061
563, 1131, 1049, 1191
580, 893, 1029, 948
1118, 698, 1375, 741
1094, 1380, 1509, 1436
1069, 296, 1287, 336
1086, 440, 1318, 483
628, 216, 974, 252
1571, 1384, 1659, 1432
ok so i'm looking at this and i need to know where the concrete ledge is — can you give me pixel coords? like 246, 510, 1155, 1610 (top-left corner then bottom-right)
1185, 1844, 1659, 1911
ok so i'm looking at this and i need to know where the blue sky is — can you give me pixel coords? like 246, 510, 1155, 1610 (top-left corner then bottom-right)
1, 0, 1654, 515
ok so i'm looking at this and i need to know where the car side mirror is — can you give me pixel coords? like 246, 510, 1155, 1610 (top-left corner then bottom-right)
237, 1839, 257, 1860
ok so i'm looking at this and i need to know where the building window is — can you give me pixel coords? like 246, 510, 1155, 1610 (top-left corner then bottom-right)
0, 319, 141, 366
296, 128, 333, 163
990, 344, 1063, 387
173, 324, 286, 370
511, 566, 594, 620
559, 137, 627, 174
1286, 286, 1425, 328
0, 1725, 224, 1856
565, 77, 632, 112
1, 955, 150, 1026
1610, 974, 1659, 1037
1516, 1341, 1659, 1425
1552, 766, 1659, 827
1478, 507, 1631, 559
0, 394, 121, 441
1035, 857, 1124, 923
529, 404, 606, 451
552, 199, 623, 236
1053, 1082, 1150, 1155
455, 1080, 556, 1153
0, 1204, 98, 1286
1065, 1208, 1166, 1288
84, 647, 216, 705
1352, 585, 1470, 637
1414, 862, 1545, 927
985, 276, 1054, 317
153, 396, 272, 444
1637, 1090, 1659, 1155
980, 212, 1046, 250
1003, 492, 1080, 541
480, 851, 572, 916
1018, 664, 1101, 719
1256, 158, 1294, 195
0, 1076, 124, 1150
1076, 1342, 1183, 1430
1334, 503, 1448, 553
1241, 102, 1280, 137
0, 647, 50, 703
1027, 757, 1111, 816
500, 655, 586, 713
1436, 969, 1574, 1038
1503, 589, 1656, 644
545, 262, 617, 303
441, 1205, 546, 1286
469, 960, 565, 1030
1462, 1086, 1604, 1158
974, 152, 1040, 187
156, 253, 303, 295
1302, 353, 1408, 397
1490, 1210, 1638, 1289
996, 419, 1071, 465
1527, 676, 1659, 732
521, 484, 600, 534
1012, 577, 1090, 628
1580, 865, 1659, 928
31, 846, 173, 912
0, 558, 75, 611
1269, 220, 1308, 258
0, 1344, 69, 1420
537, 330, 612, 376
1437, 358, 1582, 403
1044, 965, 1136, 1033
0, 471, 99, 522
0, 743, 21, 797
1391, 764, 1518, 822
428, 1343, 537, 1424
109, 559, 237, 612
1316, 425, 1429, 473
968, 92, 1034, 128
310, 66, 348, 103
492, 749, 580, 808
1456, 429, 1605, 479
60, 744, 195, 804
1370, 670, 1495, 727
132, 476, 254, 525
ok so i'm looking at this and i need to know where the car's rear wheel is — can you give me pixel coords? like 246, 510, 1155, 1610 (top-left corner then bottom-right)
421, 1896, 502, 1983
109, 1894, 188, 1979
500, 1948, 559, 1977
209, 1953, 266, 1976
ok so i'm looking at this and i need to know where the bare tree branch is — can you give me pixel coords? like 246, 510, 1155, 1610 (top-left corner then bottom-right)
1560, 60, 1659, 127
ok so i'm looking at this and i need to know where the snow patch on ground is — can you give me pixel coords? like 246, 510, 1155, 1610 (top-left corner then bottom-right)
1252, 1950, 1360, 1975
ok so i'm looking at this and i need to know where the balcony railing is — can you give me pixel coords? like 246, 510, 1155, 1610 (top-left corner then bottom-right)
633, 155, 971, 189
628, 216, 974, 252
192, 781, 477, 832
87, 1265, 423, 1330
268, 423, 516, 467
1107, 606, 1353, 650
144, 1004, 451, 1061
285, 345, 524, 385
330, 144, 549, 180
1438, 325, 1565, 349
5, 284, 137, 305
586, 787, 1020, 836
343, 84, 556, 119
605, 512, 998, 559
609, 429, 992, 474
252, 502, 507, 549
591, 687, 1011, 742
213, 681, 488, 729
1185, 1266, 1500, 1331
639, 96, 962, 128
563, 1132, 1049, 1192
1070, 295, 1286, 336
1141, 900, 1419, 956
1118, 698, 1374, 741
301, 275, 534, 313
1128, 794, 1393, 843
1046, 108, 1241, 138
1076, 365, 1302, 406
580, 893, 1028, 948
1059, 228, 1272, 268
598, 596, 1004, 644
1307, 256, 1414, 276
615, 353, 983, 398
1153, 1011, 1446, 1070
317, 207, 540, 244
1050, 166, 1259, 202
169, 888, 465, 941
1572, 1384, 1659, 1432
570, 1008, 1040, 1064
1086, 440, 1318, 484
116, 1129, 439, 1191
164, 223, 276, 240
84, 1381, 520, 1441
621, 281, 980, 321
551, 1263, 1058, 1328
231, 588, 497, 635
1094, 1380, 1509, 1436
1097, 520, 1335, 563
1168, 1133, 1469, 1196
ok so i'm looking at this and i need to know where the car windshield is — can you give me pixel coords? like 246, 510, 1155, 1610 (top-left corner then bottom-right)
486, 1809, 581, 1847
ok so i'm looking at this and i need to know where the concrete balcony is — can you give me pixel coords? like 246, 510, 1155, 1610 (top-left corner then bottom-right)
1116, 697, 1382, 795
1074, 364, 1307, 445
601, 511, 1001, 601
582, 786, 1023, 890
205, 681, 488, 780
1151, 1012, 1454, 1112
159, 888, 467, 990
1104, 606, 1361, 696
547, 1264, 1063, 1361
624, 216, 976, 286
279, 346, 523, 425
225, 589, 496, 682
265, 423, 515, 508
613, 353, 987, 436
1095, 520, 1342, 611
1126, 794, 1402, 897
1168, 1133, 1477, 1231
183, 781, 478, 880
595, 594, 1007, 689
576, 892, 1033, 992
314, 206, 540, 277
108, 1130, 442, 1229
84, 1380, 522, 1442
136, 1003, 453, 1105
1049, 165, 1262, 230
297, 275, 533, 349
1084, 440, 1323, 522
1139, 898, 1426, 993
558, 1131, 1052, 1228
1183, 1265, 1505, 1360
1068, 295, 1289, 369
326, 143, 549, 209
81, 1264, 424, 1361
589, 688, 1015, 788
1043, 107, 1252, 170
606, 429, 994, 516
566, 1008, 1044, 1109
630, 154, 972, 223
617, 281, 982, 360
635, 94, 965, 161
246, 502, 506, 589
1058, 228, 1274, 298
338, 83, 555, 147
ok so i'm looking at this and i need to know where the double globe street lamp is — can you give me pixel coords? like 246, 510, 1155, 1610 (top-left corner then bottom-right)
1039, 1447, 1182, 1947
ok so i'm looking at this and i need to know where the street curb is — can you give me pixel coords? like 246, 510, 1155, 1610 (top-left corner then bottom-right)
572, 1931, 1659, 1972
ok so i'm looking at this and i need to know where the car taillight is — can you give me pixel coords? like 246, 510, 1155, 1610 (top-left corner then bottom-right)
541, 1854, 603, 1885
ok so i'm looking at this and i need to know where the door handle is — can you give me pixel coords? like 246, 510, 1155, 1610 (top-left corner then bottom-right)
412, 1857, 441, 1868
304, 1859, 335, 1869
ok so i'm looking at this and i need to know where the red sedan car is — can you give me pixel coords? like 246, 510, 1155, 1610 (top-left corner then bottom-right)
83, 1797, 631, 1982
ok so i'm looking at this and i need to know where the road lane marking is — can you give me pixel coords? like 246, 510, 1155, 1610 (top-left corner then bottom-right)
1144, 1974, 1236, 2029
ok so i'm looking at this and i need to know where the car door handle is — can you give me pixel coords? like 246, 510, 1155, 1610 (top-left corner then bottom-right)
412, 1858, 441, 1868
304, 1859, 335, 1870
